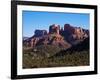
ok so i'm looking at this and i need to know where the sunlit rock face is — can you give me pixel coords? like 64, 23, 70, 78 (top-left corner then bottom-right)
49, 24, 60, 34
23, 23, 89, 48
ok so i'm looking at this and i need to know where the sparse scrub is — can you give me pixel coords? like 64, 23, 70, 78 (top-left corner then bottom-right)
23, 45, 89, 68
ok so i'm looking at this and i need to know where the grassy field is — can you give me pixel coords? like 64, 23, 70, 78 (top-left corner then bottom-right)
23, 45, 89, 68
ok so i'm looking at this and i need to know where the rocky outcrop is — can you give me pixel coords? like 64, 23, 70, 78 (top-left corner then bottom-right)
64, 24, 75, 34
61, 24, 89, 45
34, 30, 47, 37
49, 34, 71, 49
49, 24, 60, 34
23, 23, 89, 49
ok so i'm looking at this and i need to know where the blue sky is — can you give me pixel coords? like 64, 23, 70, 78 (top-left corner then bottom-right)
22, 11, 90, 37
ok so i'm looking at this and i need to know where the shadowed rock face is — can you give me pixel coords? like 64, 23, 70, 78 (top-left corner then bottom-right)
23, 24, 89, 49
34, 30, 47, 37
61, 24, 89, 45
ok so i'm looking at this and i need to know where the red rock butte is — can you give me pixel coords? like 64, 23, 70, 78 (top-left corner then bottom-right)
23, 24, 89, 49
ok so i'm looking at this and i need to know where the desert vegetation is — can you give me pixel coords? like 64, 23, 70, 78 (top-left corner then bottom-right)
23, 45, 89, 68
23, 24, 89, 69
